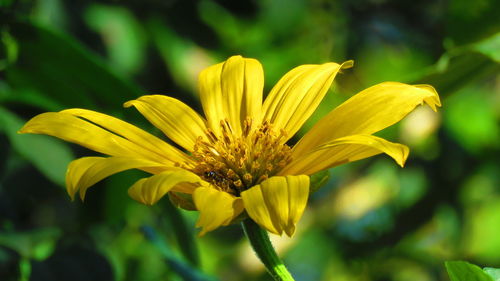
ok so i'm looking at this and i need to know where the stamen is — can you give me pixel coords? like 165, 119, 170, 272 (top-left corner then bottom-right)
191, 119, 292, 193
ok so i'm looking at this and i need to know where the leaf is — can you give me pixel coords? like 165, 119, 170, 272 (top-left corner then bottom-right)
0, 228, 61, 260
309, 169, 330, 193
5, 21, 142, 111
0, 107, 74, 186
148, 17, 212, 93
140, 226, 218, 281
84, 4, 146, 75
473, 32, 500, 63
415, 32, 500, 97
415, 51, 499, 97
484, 268, 500, 281
445, 261, 494, 281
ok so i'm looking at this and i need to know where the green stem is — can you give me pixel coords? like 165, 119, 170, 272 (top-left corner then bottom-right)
241, 219, 295, 281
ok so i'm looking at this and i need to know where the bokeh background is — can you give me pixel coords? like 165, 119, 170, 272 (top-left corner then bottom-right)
0, 0, 499, 280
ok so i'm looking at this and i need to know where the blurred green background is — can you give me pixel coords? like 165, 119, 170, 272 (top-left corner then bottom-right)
0, 0, 499, 280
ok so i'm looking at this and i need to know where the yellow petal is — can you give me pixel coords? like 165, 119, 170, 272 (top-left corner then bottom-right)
193, 186, 244, 236
62, 108, 192, 164
241, 175, 309, 237
124, 95, 207, 151
128, 169, 204, 205
262, 60, 353, 141
281, 134, 409, 175
19, 110, 191, 165
293, 82, 441, 156
66, 156, 164, 201
198, 55, 263, 135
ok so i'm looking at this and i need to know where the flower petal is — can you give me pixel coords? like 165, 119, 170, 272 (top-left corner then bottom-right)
193, 186, 244, 236
262, 60, 353, 140
293, 82, 441, 156
19, 110, 191, 166
62, 108, 192, 164
66, 156, 165, 201
128, 169, 204, 205
198, 55, 263, 135
241, 175, 309, 236
124, 95, 208, 151
281, 134, 409, 175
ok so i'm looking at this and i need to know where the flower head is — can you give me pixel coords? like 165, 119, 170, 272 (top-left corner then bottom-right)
19, 55, 441, 236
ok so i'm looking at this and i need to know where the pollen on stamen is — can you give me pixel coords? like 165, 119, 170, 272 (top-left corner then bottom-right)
191, 118, 292, 194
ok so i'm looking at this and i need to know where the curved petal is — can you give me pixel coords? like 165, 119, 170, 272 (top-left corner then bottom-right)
262, 60, 353, 141
66, 156, 165, 201
241, 175, 309, 237
198, 55, 264, 135
193, 186, 244, 236
128, 169, 204, 205
293, 82, 441, 156
19, 110, 191, 166
281, 134, 409, 175
124, 95, 208, 151
61, 108, 192, 165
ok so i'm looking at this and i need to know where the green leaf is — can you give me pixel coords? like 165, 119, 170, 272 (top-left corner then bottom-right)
415, 51, 499, 97
445, 261, 494, 281
309, 169, 330, 193
0, 107, 73, 186
5, 21, 142, 110
484, 268, 500, 281
141, 226, 217, 281
85, 4, 146, 75
415, 32, 500, 97
473, 32, 500, 63
0, 228, 61, 260
148, 17, 211, 93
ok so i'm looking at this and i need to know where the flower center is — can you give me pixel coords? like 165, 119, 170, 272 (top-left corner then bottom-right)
191, 118, 292, 195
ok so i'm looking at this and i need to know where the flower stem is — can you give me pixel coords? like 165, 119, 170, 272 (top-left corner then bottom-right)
241, 219, 295, 281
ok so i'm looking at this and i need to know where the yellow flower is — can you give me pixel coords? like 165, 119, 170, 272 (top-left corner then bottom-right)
19, 55, 441, 236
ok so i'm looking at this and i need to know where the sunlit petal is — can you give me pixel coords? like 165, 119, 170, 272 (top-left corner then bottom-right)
293, 82, 441, 156
198, 55, 264, 135
193, 186, 244, 236
241, 175, 309, 236
62, 108, 192, 165
128, 169, 204, 205
262, 60, 353, 141
66, 156, 165, 201
19, 110, 191, 165
124, 95, 208, 151
281, 134, 409, 175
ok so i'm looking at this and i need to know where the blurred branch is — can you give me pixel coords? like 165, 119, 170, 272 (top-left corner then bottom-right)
415, 51, 499, 97
161, 200, 200, 267
140, 226, 217, 281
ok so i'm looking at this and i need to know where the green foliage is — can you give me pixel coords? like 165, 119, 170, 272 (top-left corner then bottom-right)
484, 268, 500, 281
5, 22, 141, 111
445, 261, 500, 281
309, 169, 330, 194
0, 107, 73, 185
446, 261, 494, 281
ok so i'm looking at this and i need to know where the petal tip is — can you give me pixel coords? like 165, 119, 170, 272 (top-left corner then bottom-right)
123, 100, 134, 108
397, 145, 410, 167
68, 192, 76, 201
284, 225, 296, 237
18, 120, 36, 134
414, 84, 442, 111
